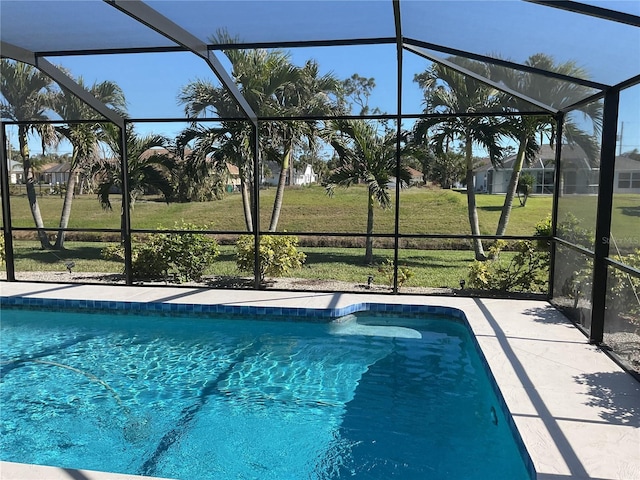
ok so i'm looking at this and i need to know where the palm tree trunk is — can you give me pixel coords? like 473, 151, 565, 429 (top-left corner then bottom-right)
465, 138, 485, 261
240, 177, 253, 232
496, 135, 528, 236
365, 189, 375, 264
19, 127, 51, 249
269, 141, 293, 232
54, 165, 78, 249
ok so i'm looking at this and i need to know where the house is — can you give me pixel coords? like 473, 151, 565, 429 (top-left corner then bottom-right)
292, 163, 317, 186
406, 167, 424, 186
262, 161, 318, 187
39, 162, 72, 185
614, 155, 640, 194
476, 145, 599, 195
473, 158, 492, 192
225, 162, 241, 191
7, 159, 23, 184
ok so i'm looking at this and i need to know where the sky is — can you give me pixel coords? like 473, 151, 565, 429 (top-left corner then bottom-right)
7, 43, 640, 158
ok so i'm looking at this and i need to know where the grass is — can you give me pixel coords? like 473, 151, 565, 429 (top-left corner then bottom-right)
7, 185, 556, 236
9, 240, 511, 290
6, 187, 637, 288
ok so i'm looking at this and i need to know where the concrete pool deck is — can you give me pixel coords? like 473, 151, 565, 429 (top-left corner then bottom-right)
1, 282, 638, 480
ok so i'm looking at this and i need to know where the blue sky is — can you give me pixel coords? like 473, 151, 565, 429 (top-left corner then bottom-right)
9, 44, 640, 157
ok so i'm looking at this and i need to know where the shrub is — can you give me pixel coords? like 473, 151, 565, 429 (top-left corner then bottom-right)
0, 234, 5, 264
100, 222, 219, 283
557, 212, 594, 247
517, 172, 535, 206
377, 258, 414, 288
534, 215, 552, 249
236, 234, 306, 281
608, 249, 640, 320
467, 240, 549, 293
467, 217, 552, 294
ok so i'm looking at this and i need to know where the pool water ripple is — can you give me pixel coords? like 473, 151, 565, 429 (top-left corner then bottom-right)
0, 307, 532, 479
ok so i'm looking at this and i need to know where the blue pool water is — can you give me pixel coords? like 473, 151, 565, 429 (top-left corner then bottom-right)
0, 306, 533, 479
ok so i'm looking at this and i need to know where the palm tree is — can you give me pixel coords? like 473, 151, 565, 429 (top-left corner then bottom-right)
0, 59, 56, 248
489, 54, 603, 236
173, 124, 243, 201
266, 59, 340, 231
324, 119, 411, 264
178, 80, 256, 231
50, 78, 126, 249
180, 33, 340, 232
414, 62, 507, 260
95, 125, 173, 216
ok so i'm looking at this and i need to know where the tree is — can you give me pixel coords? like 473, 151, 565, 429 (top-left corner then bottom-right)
0, 59, 56, 248
171, 128, 230, 203
429, 150, 466, 189
324, 119, 411, 264
339, 74, 379, 115
266, 59, 340, 231
50, 77, 126, 249
490, 53, 602, 236
516, 172, 535, 206
180, 35, 340, 232
414, 61, 507, 260
178, 81, 256, 231
95, 125, 173, 216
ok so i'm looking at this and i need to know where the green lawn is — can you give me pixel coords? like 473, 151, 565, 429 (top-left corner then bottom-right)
8, 240, 482, 290
6, 186, 637, 289
7, 185, 556, 236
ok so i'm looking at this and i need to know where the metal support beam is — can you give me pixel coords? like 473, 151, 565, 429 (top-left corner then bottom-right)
1, 42, 126, 129
526, 0, 640, 27
392, 0, 403, 294
119, 125, 134, 286
106, 0, 257, 125
252, 124, 262, 289
549, 113, 564, 299
590, 88, 619, 344
403, 38, 610, 92
404, 44, 559, 114
0, 122, 16, 281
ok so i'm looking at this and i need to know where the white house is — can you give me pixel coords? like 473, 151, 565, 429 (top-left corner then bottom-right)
262, 161, 318, 187
292, 163, 317, 186
8, 159, 23, 184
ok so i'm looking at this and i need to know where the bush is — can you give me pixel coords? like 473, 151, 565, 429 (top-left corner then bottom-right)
377, 258, 414, 288
608, 249, 640, 320
517, 172, 535, 206
467, 214, 552, 295
236, 234, 306, 281
534, 215, 552, 249
100, 222, 219, 283
557, 212, 594, 247
0, 234, 5, 264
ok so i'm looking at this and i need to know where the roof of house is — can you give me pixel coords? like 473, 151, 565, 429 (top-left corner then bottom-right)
473, 158, 492, 173
406, 166, 423, 178
41, 162, 71, 173
226, 163, 239, 176
615, 155, 640, 171
495, 144, 590, 170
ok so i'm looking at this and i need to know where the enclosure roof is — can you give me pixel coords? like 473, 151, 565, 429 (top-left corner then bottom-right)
1, 0, 639, 117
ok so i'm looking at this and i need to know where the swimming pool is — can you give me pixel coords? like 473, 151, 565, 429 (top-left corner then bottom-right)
0, 302, 534, 479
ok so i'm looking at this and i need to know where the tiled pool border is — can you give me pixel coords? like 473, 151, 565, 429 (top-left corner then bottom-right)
1, 295, 466, 319
0, 295, 536, 479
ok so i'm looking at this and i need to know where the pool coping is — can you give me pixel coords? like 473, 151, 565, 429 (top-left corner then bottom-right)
1, 282, 639, 480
